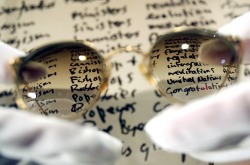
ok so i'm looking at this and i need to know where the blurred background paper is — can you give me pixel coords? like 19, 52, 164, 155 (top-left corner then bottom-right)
0, 0, 250, 164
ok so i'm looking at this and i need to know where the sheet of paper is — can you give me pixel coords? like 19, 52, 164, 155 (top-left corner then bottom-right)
0, 0, 250, 164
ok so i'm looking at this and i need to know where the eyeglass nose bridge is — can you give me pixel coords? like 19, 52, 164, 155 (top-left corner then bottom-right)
104, 45, 157, 90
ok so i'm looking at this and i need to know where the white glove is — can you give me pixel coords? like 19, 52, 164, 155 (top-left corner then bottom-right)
0, 42, 122, 165
0, 41, 25, 84
0, 108, 122, 165
145, 12, 250, 163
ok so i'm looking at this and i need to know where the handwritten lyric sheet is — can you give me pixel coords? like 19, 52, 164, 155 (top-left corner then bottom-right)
0, 0, 250, 165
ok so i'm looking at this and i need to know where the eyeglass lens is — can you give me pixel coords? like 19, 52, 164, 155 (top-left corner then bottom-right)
16, 42, 107, 120
148, 32, 238, 103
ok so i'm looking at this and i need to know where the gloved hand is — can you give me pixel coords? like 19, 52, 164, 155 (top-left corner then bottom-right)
0, 41, 122, 165
145, 12, 250, 163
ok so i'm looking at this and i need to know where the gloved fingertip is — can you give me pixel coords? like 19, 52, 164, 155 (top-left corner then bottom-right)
0, 41, 25, 58
218, 11, 250, 64
145, 105, 183, 151
0, 41, 26, 84
218, 12, 250, 38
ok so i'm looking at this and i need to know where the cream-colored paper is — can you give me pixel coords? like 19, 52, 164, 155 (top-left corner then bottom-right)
1, 0, 250, 164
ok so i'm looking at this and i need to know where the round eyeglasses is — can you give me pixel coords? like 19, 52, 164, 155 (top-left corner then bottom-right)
10, 28, 241, 120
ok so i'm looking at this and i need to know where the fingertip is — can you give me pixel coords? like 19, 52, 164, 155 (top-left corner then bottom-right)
145, 105, 183, 151
218, 11, 250, 39
0, 41, 26, 84
0, 41, 25, 58
218, 12, 250, 64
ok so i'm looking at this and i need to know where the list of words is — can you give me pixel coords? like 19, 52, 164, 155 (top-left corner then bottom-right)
149, 35, 238, 102
19, 44, 106, 120
0, 0, 248, 164
69, 46, 104, 114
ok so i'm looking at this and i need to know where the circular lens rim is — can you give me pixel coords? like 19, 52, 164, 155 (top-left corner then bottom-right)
146, 28, 240, 104
15, 41, 110, 118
